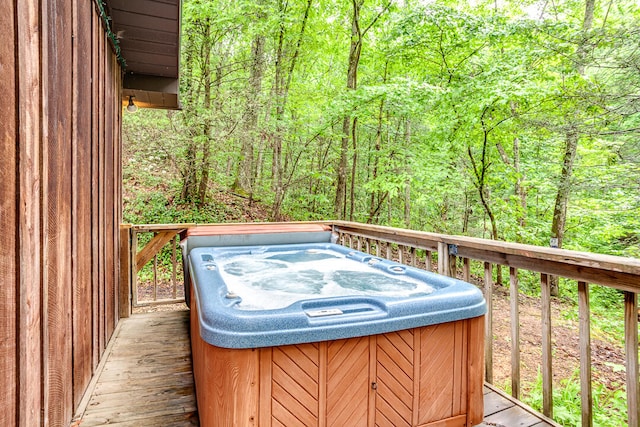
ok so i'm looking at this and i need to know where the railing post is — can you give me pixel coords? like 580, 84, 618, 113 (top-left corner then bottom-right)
510, 267, 520, 399
541, 273, 553, 419
438, 242, 449, 276
118, 224, 132, 318
578, 281, 593, 427
625, 291, 639, 427
131, 227, 138, 308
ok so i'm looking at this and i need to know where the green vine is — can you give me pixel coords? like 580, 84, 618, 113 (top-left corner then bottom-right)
95, 0, 127, 69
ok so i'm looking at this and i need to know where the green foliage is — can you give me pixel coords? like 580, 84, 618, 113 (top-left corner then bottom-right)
522, 370, 627, 427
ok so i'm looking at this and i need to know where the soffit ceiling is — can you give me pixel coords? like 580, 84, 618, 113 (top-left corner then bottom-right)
108, 0, 182, 110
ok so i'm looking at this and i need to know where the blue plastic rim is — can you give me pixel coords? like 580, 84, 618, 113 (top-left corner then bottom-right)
189, 243, 486, 349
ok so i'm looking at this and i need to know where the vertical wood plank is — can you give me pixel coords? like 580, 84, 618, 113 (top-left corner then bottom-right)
463, 257, 470, 283
578, 281, 592, 427
368, 337, 376, 427
258, 348, 272, 427
449, 253, 457, 278
624, 291, 639, 427
510, 267, 521, 399
412, 328, 421, 426
452, 321, 464, 415
437, 242, 448, 276
318, 342, 327, 427
97, 21, 106, 356
0, 1, 18, 424
425, 250, 432, 271
172, 235, 178, 299
104, 45, 116, 341
44, 0, 74, 422
72, 0, 95, 409
119, 225, 132, 318
467, 316, 485, 426
131, 229, 139, 307
113, 56, 122, 323
541, 273, 553, 419
90, 8, 101, 369
484, 262, 493, 384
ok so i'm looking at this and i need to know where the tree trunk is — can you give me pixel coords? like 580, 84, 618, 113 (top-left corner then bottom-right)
403, 118, 411, 228
234, 33, 265, 197
197, 22, 214, 205
271, 0, 313, 221
549, 0, 594, 296
335, 0, 363, 220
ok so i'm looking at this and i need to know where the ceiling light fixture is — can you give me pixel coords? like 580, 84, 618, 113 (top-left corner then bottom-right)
126, 95, 138, 113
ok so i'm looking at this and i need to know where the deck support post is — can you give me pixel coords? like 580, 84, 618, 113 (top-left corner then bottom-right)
624, 291, 639, 427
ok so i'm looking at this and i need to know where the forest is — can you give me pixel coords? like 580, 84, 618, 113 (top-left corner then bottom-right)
124, 0, 640, 261
121, 1, 640, 424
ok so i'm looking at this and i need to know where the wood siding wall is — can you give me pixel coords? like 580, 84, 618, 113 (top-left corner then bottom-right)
0, 1, 123, 426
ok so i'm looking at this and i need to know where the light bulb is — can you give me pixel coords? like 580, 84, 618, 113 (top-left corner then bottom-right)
126, 96, 137, 113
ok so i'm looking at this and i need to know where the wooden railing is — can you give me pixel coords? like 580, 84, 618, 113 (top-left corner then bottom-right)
329, 221, 639, 427
119, 221, 639, 426
119, 224, 194, 315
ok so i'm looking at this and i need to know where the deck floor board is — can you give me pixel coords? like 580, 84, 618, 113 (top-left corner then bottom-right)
76, 310, 558, 427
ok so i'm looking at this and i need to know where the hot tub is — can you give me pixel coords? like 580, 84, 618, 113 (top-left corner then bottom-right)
187, 226, 486, 427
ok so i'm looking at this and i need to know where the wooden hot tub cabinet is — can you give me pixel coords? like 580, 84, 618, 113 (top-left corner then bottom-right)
191, 300, 484, 427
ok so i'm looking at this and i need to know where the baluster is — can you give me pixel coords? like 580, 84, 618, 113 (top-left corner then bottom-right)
425, 250, 432, 271
578, 281, 592, 427
386, 243, 392, 260
171, 234, 178, 300
463, 258, 470, 283
624, 291, 639, 426
365, 238, 371, 255
376, 240, 381, 257
153, 249, 158, 302
541, 273, 553, 418
449, 250, 457, 278
510, 267, 520, 399
484, 262, 493, 384
132, 228, 139, 307
357, 236, 362, 252
410, 247, 416, 267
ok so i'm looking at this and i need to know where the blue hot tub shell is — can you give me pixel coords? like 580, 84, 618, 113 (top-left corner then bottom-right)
189, 242, 486, 349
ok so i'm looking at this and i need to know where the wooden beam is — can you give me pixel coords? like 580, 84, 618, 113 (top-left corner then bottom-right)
135, 230, 183, 272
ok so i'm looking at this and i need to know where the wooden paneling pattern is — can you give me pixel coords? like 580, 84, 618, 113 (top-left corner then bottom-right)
191, 290, 484, 427
1, 0, 124, 425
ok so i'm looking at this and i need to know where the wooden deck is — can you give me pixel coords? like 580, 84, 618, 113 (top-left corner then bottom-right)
75, 310, 559, 427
